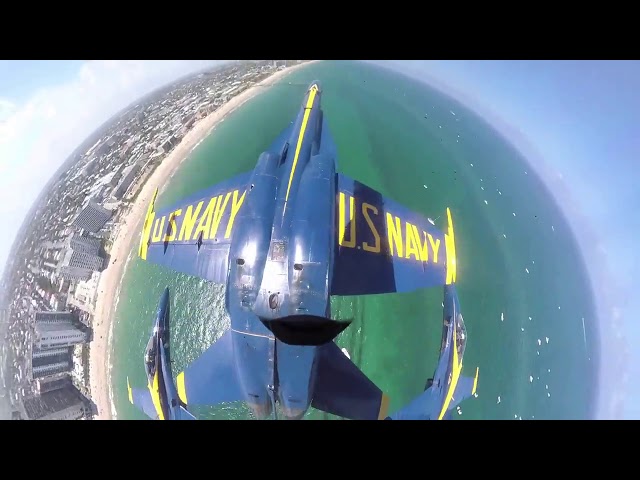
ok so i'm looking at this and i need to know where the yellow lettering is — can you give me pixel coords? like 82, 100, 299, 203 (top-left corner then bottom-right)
224, 190, 246, 239
428, 234, 440, 263
163, 209, 182, 242
193, 197, 218, 240
412, 225, 429, 262
404, 222, 420, 260
445, 207, 457, 285
179, 201, 204, 241
151, 216, 166, 243
386, 213, 403, 257
338, 192, 356, 248
362, 202, 380, 253
210, 192, 231, 239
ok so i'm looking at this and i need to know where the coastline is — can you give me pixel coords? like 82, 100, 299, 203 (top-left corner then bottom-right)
88, 60, 320, 420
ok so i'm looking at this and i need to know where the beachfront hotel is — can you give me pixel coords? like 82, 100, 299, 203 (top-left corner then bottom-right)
31, 346, 74, 379
22, 375, 94, 420
34, 316, 89, 350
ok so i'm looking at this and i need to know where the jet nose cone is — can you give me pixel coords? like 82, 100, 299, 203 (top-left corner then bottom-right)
157, 287, 171, 330
308, 80, 322, 93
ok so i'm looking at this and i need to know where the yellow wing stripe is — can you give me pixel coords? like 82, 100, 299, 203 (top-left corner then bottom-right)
445, 207, 457, 285
285, 85, 319, 202
438, 326, 463, 420
472, 367, 479, 396
148, 370, 165, 420
378, 393, 390, 420
138, 187, 159, 260
177, 371, 187, 405
127, 377, 133, 404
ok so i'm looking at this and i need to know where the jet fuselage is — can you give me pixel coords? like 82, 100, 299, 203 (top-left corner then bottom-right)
222, 81, 336, 419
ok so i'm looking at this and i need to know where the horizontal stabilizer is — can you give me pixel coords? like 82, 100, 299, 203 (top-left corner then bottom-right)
127, 377, 159, 420
452, 368, 479, 407
176, 330, 243, 407
311, 341, 388, 420
261, 315, 352, 346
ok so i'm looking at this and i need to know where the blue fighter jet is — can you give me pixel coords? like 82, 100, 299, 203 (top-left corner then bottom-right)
386, 284, 478, 420
137, 81, 458, 420
127, 288, 196, 420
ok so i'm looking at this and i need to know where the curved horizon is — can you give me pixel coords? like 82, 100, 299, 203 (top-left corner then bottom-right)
1, 60, 634, 420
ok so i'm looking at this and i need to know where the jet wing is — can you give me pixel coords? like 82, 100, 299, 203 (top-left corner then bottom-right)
127, 377, 159, 420
175, 330, 244, 407
138, 171, 253, 284
331, 173, 457, 296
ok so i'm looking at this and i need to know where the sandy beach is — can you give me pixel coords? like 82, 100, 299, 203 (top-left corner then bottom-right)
88, 60, 319, 419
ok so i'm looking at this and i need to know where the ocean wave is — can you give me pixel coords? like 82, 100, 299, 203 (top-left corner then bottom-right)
189, 137, 205, 155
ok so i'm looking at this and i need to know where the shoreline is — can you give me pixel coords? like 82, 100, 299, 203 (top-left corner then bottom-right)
88, 60, 320, 420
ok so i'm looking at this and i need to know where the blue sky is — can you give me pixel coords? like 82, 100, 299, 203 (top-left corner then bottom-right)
0, 60, 637, 418
0, 60, 223, 276
0, 61, 85, 104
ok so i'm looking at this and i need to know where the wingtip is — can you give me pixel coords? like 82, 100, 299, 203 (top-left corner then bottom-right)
177, 371, 187, 405
445, 207, 457, 285
127, 376, 133, 404
378, 393, 390, 420
138, 188, 158, 260
472, 367, 479, 396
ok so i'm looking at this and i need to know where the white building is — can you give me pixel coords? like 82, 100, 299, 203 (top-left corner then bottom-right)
66, 271, 101, 315
34, 321, 88, 349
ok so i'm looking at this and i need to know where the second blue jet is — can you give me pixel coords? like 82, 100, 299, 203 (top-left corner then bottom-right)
127, 288, 196, 420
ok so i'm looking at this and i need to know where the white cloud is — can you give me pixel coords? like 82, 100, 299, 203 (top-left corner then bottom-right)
0, 60, 228, 275
0, 98, 16, 122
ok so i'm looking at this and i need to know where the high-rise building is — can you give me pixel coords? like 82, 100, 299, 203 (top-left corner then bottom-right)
37, 373, 74, 394
34, 311, 75, 325
71, 200, 112, 233
69, 233, 101, 255
57, 249, 105, 282
31, 346, 73, 379
111, 162, 141, 200
22, 376, 94, 420
34, 318, 89, 349
108, 163, 127, 188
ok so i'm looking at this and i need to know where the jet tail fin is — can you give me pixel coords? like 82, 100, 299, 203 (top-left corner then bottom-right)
260, 314, 352, 346
311, 341, 389, 420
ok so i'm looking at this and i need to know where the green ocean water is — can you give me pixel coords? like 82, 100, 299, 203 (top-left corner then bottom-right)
111, 60, 598, 420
